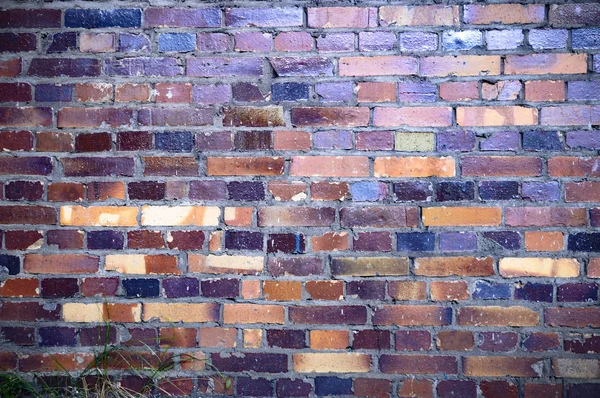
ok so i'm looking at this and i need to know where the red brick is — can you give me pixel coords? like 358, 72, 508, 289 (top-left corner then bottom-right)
0, 107, 52, 127
0, 83, 31, 102
155, 83, 192, 103
440, 81, 479, 101
57, 107, 133, 128
373, 107, 452, 127
549, 156, 600, 177
0, 58, 21, 77
357, 82, 396, 102
24, 254, 99, 274
0, 130, 34, 151
525, 80, 565, 102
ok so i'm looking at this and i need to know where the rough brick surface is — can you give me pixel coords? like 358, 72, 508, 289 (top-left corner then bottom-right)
1, 0, 599, 395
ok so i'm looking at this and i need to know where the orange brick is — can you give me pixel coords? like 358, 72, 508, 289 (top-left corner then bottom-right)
457, 306, 539, 326
208, 231, 222, 252
431, 281, 469, 301
155, 83, 192, 103
263, 280, 302, 301
588, 258, 600, 278
340, 56, 417, 77
379, 5, 458, 26
241, 280, 261, 299
60, 205, 138, 227
422, 207, 502, 226
268, 181, 306, 201
141, 205, 219, 226
199, 327, 237, 348
305, 280, 344, 300
420, 56, 501, 77
374, 156, 455, 177
24, 254, 98, 274
243, 329, 262, 348
415, 257, 494, 277
290, 156, 369, 177
0, 278, 39, 297
525, 231, 565, 251
499, 258, 579, 278
293, 353, 371, 373
224, 207, 253, 226
206, 157, 284, 176
456, 106, 538, 126
440, 81, 479, 101
525, 80, 565, 102
143, 303, 219, 323
223, 304, 285, 324
115, 83, 151, 102
464, 4, 545, 24
464, 357, 543, 377
436, 331, 474, 351
160, 327, 197, 348
273, 130, 311, 151
505, 54, 587, 75
311, 232, 350, 252
389, 281, 427, 301
310, 330, 348, 350
357, 82, 396, 102
373, 107, 452, 127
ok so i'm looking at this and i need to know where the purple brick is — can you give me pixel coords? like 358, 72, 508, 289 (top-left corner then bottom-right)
237, 378, 273, 397
395, 330, 431, 351
5, 181, 44, 201
123, 328, 156, 347
201, 278, 239, 298
398, 82, 436, 103
188, 57, 262, 77
119, 33, 150, 52
439, 232, 477, 252
595, 55, 600, 73
565, 335, 600, 354
437, 130, 476, 152
313, 130, 352, 149
195, 131, 232, 151
359, 32, 396, 51
88, 230, 124, 250
529, 29, 568, 50
145, 8, 220, 27
163, 278, 199, 298
189, 180, 227, 200
0, 9, 61, 28
438, 381, 476, 398
351, 182, 387, 202
225, 8, 303, 27
568, 81, 600, 101
486, 29, 524, 50
193, 84, 231, 104
592, 208, 600, 227
28, 58, 100, 77
356, 131, 394, 151
267, 233, 305, 254
317, 33, 354, 52
106, 57, 182, 77
270, 57, 333, 76
267, 329, 306, 349
276, 379, 313, 397
479, 181, 520, 200
0, 33, 36, 53
353, 231, 392, 252
225, 231, 263, 251
393, 181, 433, 201
522, 181, 560, 202
436, 181, 475, 202
347, 280, 385, 300
353, 330, 391, 350
211, 352, 288, 373
315, 82, 353, 102
128, 181, 166, 200
197, 33, 231, 52
41, 278, 79, 298
400, 32, 437, 52
267, 257, 323, 277
232, 83, 268, 102
483, 231, 521, 250
558, 283, 598, 302
228, 181, 265, 201
235, 32, 272, 52
480, 131, 520, 151
567, 130, 600, 149
80, 326, 117, 346
47, 32, 77, 53
40, 327, 76, 347
479, 332, 518, 352
0, 326, 35, 346
35, 84, 72, 102
515, 283, 553, 302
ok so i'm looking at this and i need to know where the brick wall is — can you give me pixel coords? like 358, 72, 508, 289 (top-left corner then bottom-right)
0, 1, 599, 396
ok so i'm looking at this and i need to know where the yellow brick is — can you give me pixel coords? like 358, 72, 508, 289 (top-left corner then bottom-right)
293, 353, 371, 373
142, 303, 219, 323
499, 258, 579, 278
62, 303, 141, 323
60, 206, 138, 226
141, 206, 220, 226
395, 132, 435, 152
422, 207, 502, 226
188, 254, 264, 275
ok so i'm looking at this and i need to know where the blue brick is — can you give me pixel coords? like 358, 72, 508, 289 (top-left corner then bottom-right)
228, 181, 265, 201
225, 231, 263, 251
237, 377, 273, 396
568, 233, 600, 252
272, 82, 309, 102
313, 130, 353, 150
439, 232, 477, 252
159, 33, 196, 52
568, 81, 600, 101
521, 181, 560, 202
479, 181, 520, 200
119, 33, 150, 53
39, 327, 76, 347
315, 377, 352, 396
87, 231, 124, 250
0, 254, 20, 275
351, 181, 387, 202
529, 29, 567, 50
155, 132, 194, 152
35, 84, 72, 102
437, 130, 476, 152
473, 281, 511, 300
397, 232, 435, 252
65, 9, 141, 28
437, 181, 475, 202
514, 283, 552, 303
523, 131, 563, 151
123, 279, 159, 298
483, 231, 521, 250
442, 30, 482, 51
397, 81, 436, 102
573, 28, 600, 50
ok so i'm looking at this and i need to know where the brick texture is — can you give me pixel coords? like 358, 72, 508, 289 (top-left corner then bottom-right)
1, 1, 599, 396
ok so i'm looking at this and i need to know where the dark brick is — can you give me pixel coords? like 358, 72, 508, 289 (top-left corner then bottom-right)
234, 131, 272, 151
0, 302, 60, 322
353, 330, 391, 350
558, 283, 598, 302
0, 327, 35, 346
515, 283, 553, 302
276, 379, 313, 397
48, 230, 84, 250
62, 157, 134, 177
163, 278, 199, 298
28, 58, 101, 77
106, 57, 182, 77
211, 352, 288, 373
75, 132, 112, 152
5, 181, 44, 201
0, 131, 34, 151
393, 181, 433, 202
201, 278, 239, 298
237, 378, 273, 397
289, 306, 367, 325
267, 233, 305, 254
480, 381, 518, 398
397, 232, 435, 252
0, 255, 20, 275
568, 233, 600, 252
80, 326, 118, 346
65, 9, 142, 28
437, 380, 476, 398
167, 231, 204, 250
0, 9, 61, 28
479, 332, 518, 352
0, 83, 32, 102
483, 231, 521, 250
39, 327, 77, 347
117, 132, 153, 151
479, 181, 520, 200
155, 132, 194, 152
568, 384, 600, 398
81, 277, 119, 297
128, 181, 166, 200
354, 231, 392, 252
395, 330, 431, 351
233, 83, 268, 102
35, 84, 72, 102
436, 181, 475, 201
5, 230, 43, 251
347, 280, 386, 300
523, 332, 560, 352
268, 257, 323, 277
47, 32, 77, 53
87, 231, 124, 250
123, 279, 159, 298
473, 281, 511, 300
315, 377, 352, 396
267, 329, 306, 349
228, 181, 265, 201
565, 335, 600, 354
189, 180, 227, 200
1, 159, 52, 178
41, 278, 79, 298
523, 131, 563, 151
272, 82, 310, 102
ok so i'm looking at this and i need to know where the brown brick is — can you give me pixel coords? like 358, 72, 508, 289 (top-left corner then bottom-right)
305, 280, 344, 300
291, 156, 369, 177
19, 353, 94, 372
399, 378, 433, 398
143, 156, 198, 176
87, 182, 126, 201
75, 83, 113, 102
464, 357, 543, 377
525, 80, 565, 102
458, 306, 539, 326
223, 106, 284, 127
311, 232, 350, 252
63, 303, 140, 323
525, 231, 565, 251
0, 58, 21, 77
358, 82, 396, 102
380, 5, 458, 26
310, 330, 348, 350
290, 305, 367, 324
48, 182, 85, 202
415, 257, 494, 277
291, 107, 370, 127
332, 257, 409, 277
354, 378, 391, 398
258, 207, 335, 227
263, 281, 302, 301
0, 205, 56, 225
207, 157, 284, 176
310, 182, 349, 201
36, 131, 73, 152
0, 107, 52, 127
0, 278, 39, 298
589, 258, 600, 278
24, 254, 98, 274
549, 156, 600, 177
437, 331, 474, 351
268, 181, 306, 201
389, 281, 427, 301
431, 281, 469, 301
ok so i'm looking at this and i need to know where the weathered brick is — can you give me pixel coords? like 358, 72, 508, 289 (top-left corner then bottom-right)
294, 353, 370, 373
379, 5, 458, 26
505, 54, 587, 75
291, 107, 369, 127
464, 4, 544, 24
380, 355, 457, 375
